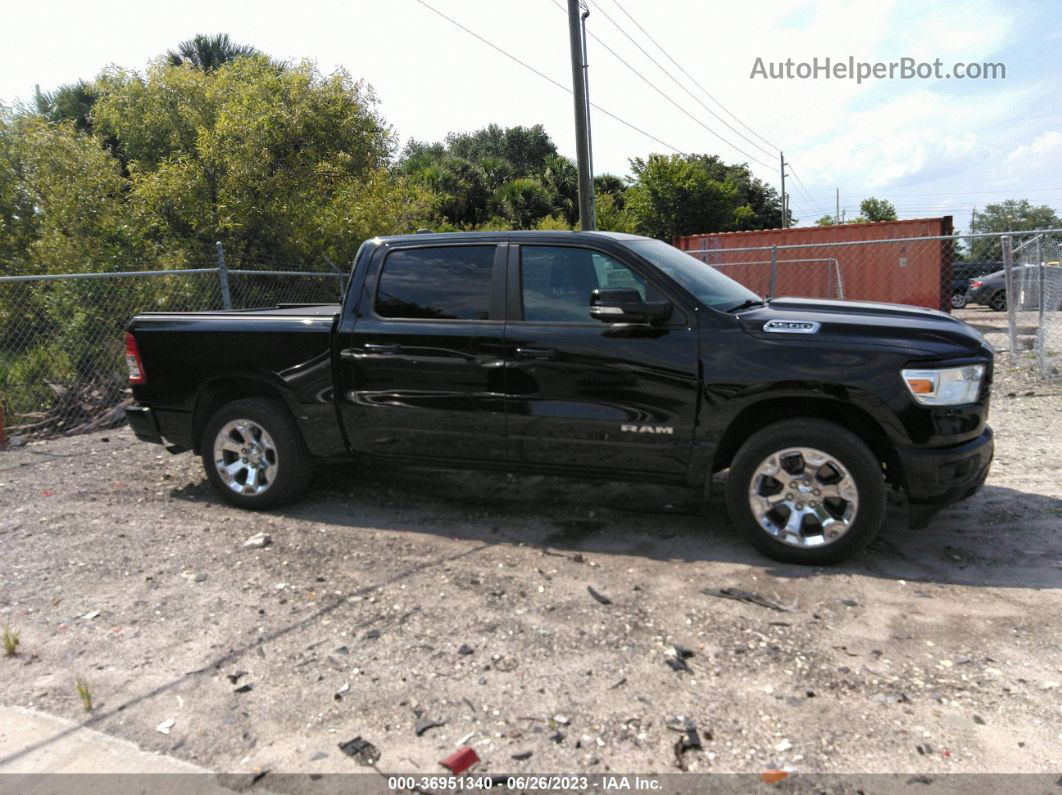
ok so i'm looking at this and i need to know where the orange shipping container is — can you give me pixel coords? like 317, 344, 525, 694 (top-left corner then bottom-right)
674, 217, 954, 311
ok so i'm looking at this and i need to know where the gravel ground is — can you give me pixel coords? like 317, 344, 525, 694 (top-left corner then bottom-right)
1, 306, 1060, 780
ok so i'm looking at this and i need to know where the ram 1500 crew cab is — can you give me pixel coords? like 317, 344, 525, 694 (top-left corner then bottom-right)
124, 231, 994, 564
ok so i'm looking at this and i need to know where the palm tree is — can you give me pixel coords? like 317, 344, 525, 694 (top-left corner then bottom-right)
166, 34, 259, 72
33, 81, 98, 133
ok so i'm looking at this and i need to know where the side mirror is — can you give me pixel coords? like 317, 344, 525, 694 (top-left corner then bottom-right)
589, 288, 672, 324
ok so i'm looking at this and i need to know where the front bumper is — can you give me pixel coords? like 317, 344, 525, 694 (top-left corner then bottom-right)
125, 405, 163, 445
897, 426, 993, 506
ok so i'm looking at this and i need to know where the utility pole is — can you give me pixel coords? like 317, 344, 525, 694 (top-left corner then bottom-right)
568, 0, 595, 230
836, 188, 840, 226
779, 152, 788, 228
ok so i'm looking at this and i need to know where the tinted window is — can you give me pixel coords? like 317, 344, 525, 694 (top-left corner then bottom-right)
520, 246, 662, 322
376, 246, 495, 320
623, 239, 761, 311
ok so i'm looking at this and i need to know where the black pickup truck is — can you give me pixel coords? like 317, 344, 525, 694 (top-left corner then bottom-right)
124, 231, 994, 564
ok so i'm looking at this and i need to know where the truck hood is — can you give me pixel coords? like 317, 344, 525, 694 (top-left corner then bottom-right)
734, 297, 991, 359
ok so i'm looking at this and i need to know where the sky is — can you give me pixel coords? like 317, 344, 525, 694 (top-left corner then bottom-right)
4, 0, 1061, 231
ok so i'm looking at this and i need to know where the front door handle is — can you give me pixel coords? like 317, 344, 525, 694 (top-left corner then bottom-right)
363, 342, 400, 354
515, 346, 557, 360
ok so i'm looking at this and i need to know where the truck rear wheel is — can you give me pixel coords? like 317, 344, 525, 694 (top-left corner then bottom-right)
202, 397, 312, 510
725, 419, 886, 564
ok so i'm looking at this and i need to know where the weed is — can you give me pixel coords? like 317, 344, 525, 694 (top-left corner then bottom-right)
1, 626, 18, 656
75, 676, 93, 711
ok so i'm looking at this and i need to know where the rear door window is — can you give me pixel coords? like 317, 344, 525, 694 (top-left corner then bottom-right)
376, 246, 495, 320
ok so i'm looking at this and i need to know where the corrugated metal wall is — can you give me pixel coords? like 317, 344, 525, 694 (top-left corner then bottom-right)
674, 217, 954, 310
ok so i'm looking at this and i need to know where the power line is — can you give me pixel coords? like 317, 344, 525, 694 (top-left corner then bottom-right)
586, 0, 778, 163
786, 163, 831, 219
413, 0, 686, 155
549, 0, 772, 168
608, 0, 780, 154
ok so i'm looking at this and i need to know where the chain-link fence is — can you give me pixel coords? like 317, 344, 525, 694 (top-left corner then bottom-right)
678, 228, 1062, 379
0, 260, 345, 443
1005, 232, 1062, 378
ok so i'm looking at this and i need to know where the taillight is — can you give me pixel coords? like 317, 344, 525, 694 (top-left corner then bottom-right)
969, 279, 983, 288
125, 332, 146, 384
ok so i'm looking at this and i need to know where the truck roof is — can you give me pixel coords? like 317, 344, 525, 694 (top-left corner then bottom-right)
372, 230, 651, 245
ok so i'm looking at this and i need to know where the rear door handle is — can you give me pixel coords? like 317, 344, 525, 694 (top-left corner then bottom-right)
363, 342, 400, 354
515, 347, 557, 360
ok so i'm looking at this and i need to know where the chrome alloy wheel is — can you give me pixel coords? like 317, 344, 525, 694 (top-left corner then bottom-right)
213, 419, 279, 496
747, 446, 859, 548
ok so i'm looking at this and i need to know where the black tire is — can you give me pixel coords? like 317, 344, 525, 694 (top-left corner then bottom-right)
989, 291, 1006, 311
724, 419, 886, 565
201, 397, 313, 510
950, 292, 967, 309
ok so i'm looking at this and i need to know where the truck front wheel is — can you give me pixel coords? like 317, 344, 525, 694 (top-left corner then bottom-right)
725, 419, 886, 564
202, 397, 312, 510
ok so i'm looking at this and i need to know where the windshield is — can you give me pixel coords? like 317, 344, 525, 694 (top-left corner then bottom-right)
624, 239, 761, 311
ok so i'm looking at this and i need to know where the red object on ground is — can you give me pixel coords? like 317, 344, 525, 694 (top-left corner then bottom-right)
440, 746, 480, 774
674, 216, 955, 311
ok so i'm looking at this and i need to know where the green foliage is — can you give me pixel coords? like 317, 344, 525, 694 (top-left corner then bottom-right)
166, 34, 259, 72
32, 81, 99, 134
816, 214, 837, 226
858, 197, 898, 222
2, 626, 19, 656
970, 200, 1061, 235
445, 124, 557, 175
968, 200, 1061, 260
75, 676, 93, 711
92, 57, 417, 266
624, 153, 783, 241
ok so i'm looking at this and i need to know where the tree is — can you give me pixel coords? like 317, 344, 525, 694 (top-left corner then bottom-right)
858, 197, 897, 222
445, 124, 556, 176
816, 214, 837, 226
493, 178, 552, 229
166, 34, 259, 72
92, 56, 423, 266
31, 81, 98, 134
968, 200, 1061, 261
623, 153, 784, 241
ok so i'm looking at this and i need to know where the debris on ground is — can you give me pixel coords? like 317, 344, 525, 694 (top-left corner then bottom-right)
156, 719, 175, 735
916, 743, 934, 755
587, 586, 612, 605
664, 645, 694, 673
457, 643, 474, 656
226, 671, 248, 684
334, 682, 350, 701
549, 731, 566, 743
775, 738, 793, 752
492, 655, 519, 672
701, 587, 797, 612
415, 718, 446, 736
440, 746, 480, 774
553, 713, 571, 725
233, 683, 253, 694
511, 750, 533, 761
243, 532, 272, 549
338, 736, 380, 766
670, 718, 702, 770
761, 770, 790, 784
81, 610, 100, 620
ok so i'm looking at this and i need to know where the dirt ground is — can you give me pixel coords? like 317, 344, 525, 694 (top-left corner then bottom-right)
0, 306, 1060, 781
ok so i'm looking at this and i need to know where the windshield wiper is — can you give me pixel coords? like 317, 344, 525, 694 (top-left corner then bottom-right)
724, 298, 767, 313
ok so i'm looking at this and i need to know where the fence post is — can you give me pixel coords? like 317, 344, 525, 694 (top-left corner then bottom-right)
768, 245, 778, 299
215, 241, 232, 310
1002, 234, 1016, 355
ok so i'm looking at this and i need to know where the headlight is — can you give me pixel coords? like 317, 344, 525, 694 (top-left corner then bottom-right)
901, 364, 984, 406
